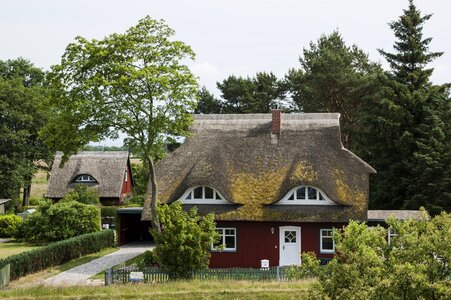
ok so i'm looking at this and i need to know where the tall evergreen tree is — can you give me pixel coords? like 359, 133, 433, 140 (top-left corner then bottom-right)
195, 86, 223, 114
284, 31, 381, 148
359, 0, 450, 213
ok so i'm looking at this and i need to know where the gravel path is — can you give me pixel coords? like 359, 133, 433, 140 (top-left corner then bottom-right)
43, 241, 153, 286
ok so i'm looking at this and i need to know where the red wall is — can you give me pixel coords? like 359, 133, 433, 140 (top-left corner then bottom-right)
121, 165, 133, 195
210, 221, 345, 268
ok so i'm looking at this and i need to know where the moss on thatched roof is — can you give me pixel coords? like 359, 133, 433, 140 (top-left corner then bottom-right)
142, 113, 375, 222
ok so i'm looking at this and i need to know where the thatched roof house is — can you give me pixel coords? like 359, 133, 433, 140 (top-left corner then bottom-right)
142, 112, 375, 222
46, 151, 133, 205
137, 112, 378, 268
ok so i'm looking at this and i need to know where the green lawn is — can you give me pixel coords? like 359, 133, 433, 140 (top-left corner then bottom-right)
0, 241, 40, 259
0, 279, 314, 299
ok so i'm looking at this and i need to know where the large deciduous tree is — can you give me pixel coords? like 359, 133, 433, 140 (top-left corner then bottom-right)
284, 31, 381, 148
42, 17, 198, 231
0, 58, 52, 207
358, 0, 450, 213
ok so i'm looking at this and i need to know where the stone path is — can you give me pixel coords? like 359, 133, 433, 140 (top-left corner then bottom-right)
43, 241, 153, 286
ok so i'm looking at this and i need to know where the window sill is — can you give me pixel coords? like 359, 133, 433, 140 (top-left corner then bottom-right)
320, 250, 335, 254
210, 249, 237, 253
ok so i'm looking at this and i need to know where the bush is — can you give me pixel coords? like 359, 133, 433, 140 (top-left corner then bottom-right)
122, 195, 145, 207
312, 211, 451, 300
0, 230, 115, 280
19, 200, 101, 243
100, 206, 117, 218
138, 250, 157, 268
0, 215, 22, 237
61, 184, 100, 205
287, 252, 321, 280
130, 163, 148, 195
151, 201, 218, 278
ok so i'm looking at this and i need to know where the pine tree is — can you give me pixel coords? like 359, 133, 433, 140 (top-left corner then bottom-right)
360, 0, 450, 213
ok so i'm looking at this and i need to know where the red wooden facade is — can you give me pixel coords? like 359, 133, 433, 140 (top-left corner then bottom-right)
121, 165, 133, 195
210, 221, 344, 268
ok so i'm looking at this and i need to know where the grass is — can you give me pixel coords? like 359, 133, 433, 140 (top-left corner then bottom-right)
0, 240, 40, 259
5, 247, 119, 289
0, 279, 314, 299
30, 169, 48, 201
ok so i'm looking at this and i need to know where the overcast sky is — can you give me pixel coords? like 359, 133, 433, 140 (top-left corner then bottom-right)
1, 0, 449, 146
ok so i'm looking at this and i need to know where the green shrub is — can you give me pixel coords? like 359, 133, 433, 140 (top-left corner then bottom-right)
61, 184, 100, 205
151, 201, 218, 278
122, 195, 144, 207
0, 230, 115, 280
0, 215, 22, 237
130, 163, 148, 195
100, 206, 117, 218
20, 200, 100, 243
138, 250, 157, 268
287, 252, 321, 279
313, 211, 451, 300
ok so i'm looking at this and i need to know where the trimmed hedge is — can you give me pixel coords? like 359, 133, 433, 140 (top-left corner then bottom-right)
0, 229, 115, 280
0, 215, 22, 237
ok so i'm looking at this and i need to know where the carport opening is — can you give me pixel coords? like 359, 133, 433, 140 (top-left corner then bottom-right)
116, 207, 153, 245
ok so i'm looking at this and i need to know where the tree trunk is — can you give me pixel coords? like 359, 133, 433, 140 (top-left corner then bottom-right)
22, 177, 32, 207
146, 156, 161, 233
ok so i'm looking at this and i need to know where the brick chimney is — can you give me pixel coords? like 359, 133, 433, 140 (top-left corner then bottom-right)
271, 110, 282, 135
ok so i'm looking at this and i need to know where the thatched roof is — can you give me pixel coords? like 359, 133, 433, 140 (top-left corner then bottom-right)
367, 210, 425, 221
142, 113, 376, 222
46, 151, 129, 199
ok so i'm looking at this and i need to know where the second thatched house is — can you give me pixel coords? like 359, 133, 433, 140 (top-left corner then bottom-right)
46, 151, 133, 205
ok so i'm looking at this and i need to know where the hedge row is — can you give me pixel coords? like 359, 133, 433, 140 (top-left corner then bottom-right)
0, 229, 115, 280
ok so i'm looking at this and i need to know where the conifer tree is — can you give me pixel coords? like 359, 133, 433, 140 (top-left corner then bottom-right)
360, 0, 450, 213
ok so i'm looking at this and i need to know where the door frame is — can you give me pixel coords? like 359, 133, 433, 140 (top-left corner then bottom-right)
279, 226, 301, 266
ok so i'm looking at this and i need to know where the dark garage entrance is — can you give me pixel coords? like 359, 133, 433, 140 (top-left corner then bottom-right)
116, 207, 153, 245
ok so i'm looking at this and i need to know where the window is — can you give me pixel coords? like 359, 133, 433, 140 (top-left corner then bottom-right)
320, 229, 335, 253
74, 174, 97, 183
181, 186, 230, 204
124, 169, 128, 182
212, 228, 236, 251
277, 186, 336, 205
387, 228, 397, 245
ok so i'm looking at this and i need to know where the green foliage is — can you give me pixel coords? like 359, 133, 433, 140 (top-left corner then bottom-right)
122, 195, 145, 207
130, 163, 148, 196
19, 200, 100, 243
284, 31, 381, 148
0, 58, 53, 205
42, 16, 199, 231
287, 252, 321, 280
151, 201, 218, 278
61, 184, 100, 205
195, 86, 224, 114
100, 206, 117, 218
0, 230, 114, 280
215, 72, 289, 113
357, 1, 450, 213
137, 250, 158, 268
313, 212, 451, 299
0, 215, 22, 237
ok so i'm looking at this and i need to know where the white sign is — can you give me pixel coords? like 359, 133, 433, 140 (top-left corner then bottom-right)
130, 272, 144, 282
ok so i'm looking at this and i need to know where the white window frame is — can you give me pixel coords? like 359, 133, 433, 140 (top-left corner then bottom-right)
74, 174, 97, 183
181, 186, 231, 204
387, 228, 397, 245
124, 169, 128, 182
320, 229, 335, 253
276, 186, 337, 205
211, 228, 237, 252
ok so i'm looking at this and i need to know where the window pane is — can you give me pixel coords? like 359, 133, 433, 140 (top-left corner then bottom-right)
216, 192, 223, 200
308, 187, 317, 200
193, 187, 203, 199
287, 193, 294, 200
322, 229, 333, 237
319, 192, 325, 200
204, 187, 214, 199
225, 229, 235, 235
225, 236, 235, 249
284, 231, 296, 243
186, 192, 192, 200
322, 237, 334, 250
296, 187, 306, 200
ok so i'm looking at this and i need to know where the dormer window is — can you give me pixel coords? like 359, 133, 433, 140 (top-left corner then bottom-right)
74, 174, 97, 183
181, 186, 230, 204
276, 186, 337, 205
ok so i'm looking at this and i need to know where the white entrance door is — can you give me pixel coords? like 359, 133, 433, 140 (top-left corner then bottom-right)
279, 226, 301, 266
